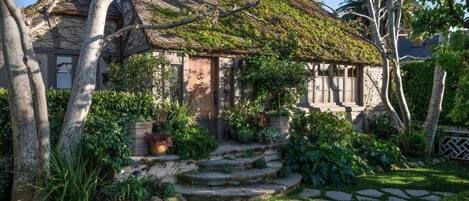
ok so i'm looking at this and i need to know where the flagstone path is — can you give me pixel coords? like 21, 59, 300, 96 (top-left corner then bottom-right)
295, 187, 454, 201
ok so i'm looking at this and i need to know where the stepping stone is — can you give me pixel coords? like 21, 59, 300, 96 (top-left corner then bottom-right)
405, 189, 430, 197
356, 189, 384, 198
175, 173, 302, 201
178, 162, 282, 186
298, 188, 321, 199
433, 191, 454, 197
388, 196, 407, 201
356, 195, 378, 201
421, 195, 442, 201
325, 191, 352, 201
381, 188, 410, 199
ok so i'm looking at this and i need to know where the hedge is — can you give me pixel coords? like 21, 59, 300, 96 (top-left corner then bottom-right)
401, 60, 461, 125
0, 89, 158, 165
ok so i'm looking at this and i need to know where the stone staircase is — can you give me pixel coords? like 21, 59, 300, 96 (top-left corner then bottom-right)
174, 147, 302, 201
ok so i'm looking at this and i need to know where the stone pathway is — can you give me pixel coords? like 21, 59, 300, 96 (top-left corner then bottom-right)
294, 187, 455, 201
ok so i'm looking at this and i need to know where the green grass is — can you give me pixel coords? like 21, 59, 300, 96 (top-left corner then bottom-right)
324, 161, 469, 193
270, 161, 469, 200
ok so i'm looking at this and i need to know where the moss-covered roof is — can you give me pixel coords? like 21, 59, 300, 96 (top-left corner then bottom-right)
133, 0, 381, 65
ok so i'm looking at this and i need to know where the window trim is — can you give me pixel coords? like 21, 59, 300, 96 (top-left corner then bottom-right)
309, 63, 363, 108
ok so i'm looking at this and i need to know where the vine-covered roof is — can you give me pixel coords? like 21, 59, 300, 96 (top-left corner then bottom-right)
133, 0, 382, 65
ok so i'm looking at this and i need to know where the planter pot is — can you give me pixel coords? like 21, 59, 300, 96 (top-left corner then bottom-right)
129, 121, 154, 156
269, 116, 290, 140
149, 143, 169, 156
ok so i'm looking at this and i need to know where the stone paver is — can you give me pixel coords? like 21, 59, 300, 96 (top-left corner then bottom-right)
388, 196, 407, 201
325, 191, 352, 201
405, 189, 430, 197
381, 188, 410, 199
356, 195, 378, 201
421, 195, 442, 201
433, 191, 454, 197
298, 188, 321, 199
356, 189, 385, 198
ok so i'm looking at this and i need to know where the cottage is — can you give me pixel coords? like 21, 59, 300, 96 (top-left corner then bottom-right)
0, 0, 384, 135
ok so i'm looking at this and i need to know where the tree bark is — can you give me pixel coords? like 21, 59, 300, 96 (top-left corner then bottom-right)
424, 65, 446, 157
3, 0, 50, 170
387, 0, 412, 132
0, 1, 39, 200
58, 0, 113, 157
365, 0, 406, 133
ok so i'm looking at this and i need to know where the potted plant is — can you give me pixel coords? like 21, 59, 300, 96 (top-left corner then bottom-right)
144, 132, 173, 156
241, 55, 308, 138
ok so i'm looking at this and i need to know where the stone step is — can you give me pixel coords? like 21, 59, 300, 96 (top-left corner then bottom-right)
197, 155, 265, 172
178, 162, 283, 186
175, 173, 302, 201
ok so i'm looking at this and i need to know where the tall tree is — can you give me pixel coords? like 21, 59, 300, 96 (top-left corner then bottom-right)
0, 1, 40, 200
412, 0, 468, 156
351, 0, 412, 133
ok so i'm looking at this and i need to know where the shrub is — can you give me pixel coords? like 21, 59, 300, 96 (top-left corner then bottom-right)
0, 90, 158, 171
103, 176, 155, 201
223, 100, 265, 143
285, 136, 369, 187
237, 128, 256, 143
39, 149, 102, 201
286, 111, 404, 187
352, 133, 405, 171
290, 111, 354, 147
0, 89, 12, 157
393, 129, 427, 157
107, 53, 171, 97
240, 55, 308, 116
170, 125, 217, 160
366, 113, 398, 139
253, 158, 268, 169
159, 182, 176, 199
82, 116, 131, 171
442, 191, 469, 201
160, 103, 217, 160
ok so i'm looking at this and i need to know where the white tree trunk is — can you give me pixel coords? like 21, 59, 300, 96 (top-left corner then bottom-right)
424, 65, 446, 156
58, 0, 113, 156
387, 0, 412, 131
3, 0, 50, 170
0, 1, 39, 200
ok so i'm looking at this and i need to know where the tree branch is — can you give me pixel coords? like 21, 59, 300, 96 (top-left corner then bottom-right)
102, 0, 261, 46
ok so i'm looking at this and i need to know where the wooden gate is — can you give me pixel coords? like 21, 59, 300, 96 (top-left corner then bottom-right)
188, 57, 218, 136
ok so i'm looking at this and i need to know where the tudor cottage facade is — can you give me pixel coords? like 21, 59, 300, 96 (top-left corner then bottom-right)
0, 0, 385, 137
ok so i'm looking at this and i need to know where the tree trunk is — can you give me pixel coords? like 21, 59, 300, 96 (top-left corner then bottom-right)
58, 0, 113, 156
3, 0, 50, 170
387, 0, 412, 133
424, 65, 446, 157
0, 1, 39, 200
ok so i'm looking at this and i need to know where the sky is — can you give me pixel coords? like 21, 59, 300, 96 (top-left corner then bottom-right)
15, 0, 344, 8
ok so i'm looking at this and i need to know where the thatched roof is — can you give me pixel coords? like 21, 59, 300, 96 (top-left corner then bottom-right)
24, 0, 121, 17
22, 0, 382, 65
132, 0, 382, 65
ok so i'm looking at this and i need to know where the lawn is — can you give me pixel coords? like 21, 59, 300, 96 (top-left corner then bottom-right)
271, 161, 469, 200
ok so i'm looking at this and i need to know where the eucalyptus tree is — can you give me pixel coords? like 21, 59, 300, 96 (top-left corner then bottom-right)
412, 0, 468, 156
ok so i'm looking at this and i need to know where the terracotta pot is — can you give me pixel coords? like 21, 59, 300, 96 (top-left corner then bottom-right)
149, 143, 168, 156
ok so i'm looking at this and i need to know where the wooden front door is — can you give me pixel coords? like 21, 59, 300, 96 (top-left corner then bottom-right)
188, 57, 218, 136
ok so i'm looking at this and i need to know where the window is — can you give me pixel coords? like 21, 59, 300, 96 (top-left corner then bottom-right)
168, 64, 183, 102
55, 55, 74, 89
310, 64, 361, 105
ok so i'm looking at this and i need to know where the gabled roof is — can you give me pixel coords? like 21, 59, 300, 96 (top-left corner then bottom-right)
24, 0, 121, 17
132, 0, 382, 65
